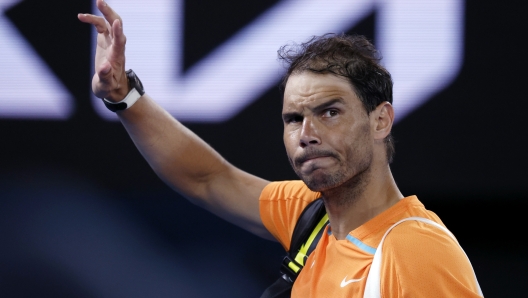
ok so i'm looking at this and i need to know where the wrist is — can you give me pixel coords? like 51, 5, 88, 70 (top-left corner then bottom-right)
102, 69, 145, 112
104, 72, 133, 103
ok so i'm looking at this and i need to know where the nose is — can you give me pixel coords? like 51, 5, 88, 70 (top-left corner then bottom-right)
299, 117, 321, 148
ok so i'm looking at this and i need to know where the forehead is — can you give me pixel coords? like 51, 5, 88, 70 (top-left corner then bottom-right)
283, 72, 359, 109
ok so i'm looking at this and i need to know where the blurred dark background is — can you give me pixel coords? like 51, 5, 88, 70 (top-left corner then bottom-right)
1, 0, 526, 297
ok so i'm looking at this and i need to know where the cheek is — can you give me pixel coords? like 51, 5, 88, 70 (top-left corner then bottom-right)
284, 127, 299, 144
331, 128, 367, 158
326, 129, 349, 149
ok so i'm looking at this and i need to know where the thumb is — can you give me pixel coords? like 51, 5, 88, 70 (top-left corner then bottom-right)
92, 61, 116, 98
101, 64, 111, 75
97, 61, 114, 85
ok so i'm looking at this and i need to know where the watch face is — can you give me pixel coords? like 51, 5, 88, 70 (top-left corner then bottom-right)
127, 69, 145, 95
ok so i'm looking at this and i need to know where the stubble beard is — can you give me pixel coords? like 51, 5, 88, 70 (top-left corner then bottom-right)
295, 149, 373, 203
289, 125, 373, 206
322, 153, 372, 207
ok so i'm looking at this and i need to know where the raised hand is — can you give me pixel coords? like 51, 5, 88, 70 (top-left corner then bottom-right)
78, 0, 129, 102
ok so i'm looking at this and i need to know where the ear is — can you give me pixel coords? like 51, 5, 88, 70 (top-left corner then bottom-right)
370, 101, 394, 140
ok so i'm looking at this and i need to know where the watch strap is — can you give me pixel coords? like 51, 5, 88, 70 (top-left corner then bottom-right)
102, 69, 145, 112
102, 88, 142, 112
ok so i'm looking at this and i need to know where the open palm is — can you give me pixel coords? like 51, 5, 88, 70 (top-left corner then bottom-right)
78, 0, 128, 101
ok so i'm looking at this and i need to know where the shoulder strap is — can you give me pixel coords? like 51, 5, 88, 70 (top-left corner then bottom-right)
260, 197, 328, 298
289, 198, 328, 268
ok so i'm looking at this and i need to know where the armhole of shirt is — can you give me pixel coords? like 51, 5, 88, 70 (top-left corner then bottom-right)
363, 217, 483, 298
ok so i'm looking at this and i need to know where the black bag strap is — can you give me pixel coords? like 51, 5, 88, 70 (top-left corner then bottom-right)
260, 197, 328, 298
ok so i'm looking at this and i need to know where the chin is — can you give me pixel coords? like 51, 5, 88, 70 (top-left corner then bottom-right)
300, 171, 345, 192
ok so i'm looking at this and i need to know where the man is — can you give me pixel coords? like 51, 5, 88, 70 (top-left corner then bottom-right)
78, 1, 483, 297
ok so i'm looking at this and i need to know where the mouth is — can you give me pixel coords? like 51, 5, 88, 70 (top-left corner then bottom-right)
301, 155, 329, 164
294, 150, 337, 167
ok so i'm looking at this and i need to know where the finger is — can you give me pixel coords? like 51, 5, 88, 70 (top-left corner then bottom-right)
96, 0, 124, 29
110, 18, 127, 56
77, 14, 108, 34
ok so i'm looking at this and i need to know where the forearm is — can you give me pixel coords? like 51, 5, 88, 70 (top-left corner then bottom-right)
117, 94, 227, 200
116, 94, 272, 238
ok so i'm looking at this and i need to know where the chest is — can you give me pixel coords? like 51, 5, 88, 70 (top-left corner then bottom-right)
292, 234, 376, 298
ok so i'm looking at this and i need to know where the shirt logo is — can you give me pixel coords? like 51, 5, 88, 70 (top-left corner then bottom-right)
340, 276, 365, 287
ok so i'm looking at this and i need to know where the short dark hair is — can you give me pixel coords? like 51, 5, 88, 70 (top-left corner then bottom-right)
278, 33, 395, 163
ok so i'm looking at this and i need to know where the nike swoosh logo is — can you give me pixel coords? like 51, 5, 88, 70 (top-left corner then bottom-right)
340, 276, 365, 287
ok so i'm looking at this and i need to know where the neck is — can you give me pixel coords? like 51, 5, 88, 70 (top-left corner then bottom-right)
321, 164, 403, 240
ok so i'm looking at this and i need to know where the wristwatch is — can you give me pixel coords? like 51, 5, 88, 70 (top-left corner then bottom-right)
102, 69, 145, 112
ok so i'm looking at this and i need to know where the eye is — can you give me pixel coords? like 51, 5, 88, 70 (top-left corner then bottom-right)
283, 114, 303, 124
322, 109, 339, 118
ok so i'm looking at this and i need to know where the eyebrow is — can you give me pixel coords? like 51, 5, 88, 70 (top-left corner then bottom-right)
282, 98, 345, 121
311, 98, 345, 114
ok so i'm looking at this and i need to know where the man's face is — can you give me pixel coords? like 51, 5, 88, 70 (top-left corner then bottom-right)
282, 72, 373, 192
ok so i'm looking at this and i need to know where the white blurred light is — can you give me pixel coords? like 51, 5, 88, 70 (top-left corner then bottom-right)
377, 0, 464, 122
0, 0, 463, 122
0, 0, 73, 119
96, 0, 463, 123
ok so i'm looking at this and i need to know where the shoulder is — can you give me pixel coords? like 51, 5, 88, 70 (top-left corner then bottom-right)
259, 180, 321, 250
380, 220, 481, 297
259, 180, 320, 203
383, 219, 462, 265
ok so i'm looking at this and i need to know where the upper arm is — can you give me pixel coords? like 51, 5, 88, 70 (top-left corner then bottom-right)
187, 162, 275, 240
